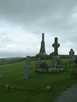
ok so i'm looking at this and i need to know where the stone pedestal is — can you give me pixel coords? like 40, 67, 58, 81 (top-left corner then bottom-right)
36, 56, 64, 73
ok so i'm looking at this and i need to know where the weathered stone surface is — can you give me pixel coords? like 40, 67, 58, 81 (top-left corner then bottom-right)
52, 37, 60, 56
69, 49, 75, 56
36, 36, 64, 73
39, 33, 46, 56
36, 56, 64, 73
24, 57, 30, 80
36, 60, 48, 72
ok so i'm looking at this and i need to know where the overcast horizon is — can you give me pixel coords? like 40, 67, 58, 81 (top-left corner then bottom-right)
0, 0, 77, 57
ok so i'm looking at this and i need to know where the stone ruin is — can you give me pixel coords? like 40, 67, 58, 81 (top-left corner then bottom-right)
24, 33, 77, 80
36, 34, 64, 72
38, 33, 46, 56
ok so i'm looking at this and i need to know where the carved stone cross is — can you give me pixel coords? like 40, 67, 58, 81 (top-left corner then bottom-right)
52, 37, 60, 56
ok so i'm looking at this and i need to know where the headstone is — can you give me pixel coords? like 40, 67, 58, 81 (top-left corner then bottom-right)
24, 57, 30, 80
48, 55, 64, 72
69, 49, 75, 57
52, 56, 60, 67
36, 59, 48, 72
52, 37, 60, 56
69, 49, 75, 63
36, 55, 64, 72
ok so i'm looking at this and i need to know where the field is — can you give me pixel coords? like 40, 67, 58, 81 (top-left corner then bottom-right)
0, 58, 76, 102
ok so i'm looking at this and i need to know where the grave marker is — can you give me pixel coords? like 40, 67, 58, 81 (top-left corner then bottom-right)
52, 37, 60, 56
24, 57, 30, 80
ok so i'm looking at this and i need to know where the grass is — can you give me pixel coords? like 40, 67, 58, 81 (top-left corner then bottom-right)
0, 59, 76, 102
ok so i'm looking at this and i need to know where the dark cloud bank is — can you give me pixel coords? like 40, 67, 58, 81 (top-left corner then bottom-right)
0, 0, 77, 57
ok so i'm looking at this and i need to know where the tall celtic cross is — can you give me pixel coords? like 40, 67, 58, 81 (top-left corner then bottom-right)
52, 37, 60, 56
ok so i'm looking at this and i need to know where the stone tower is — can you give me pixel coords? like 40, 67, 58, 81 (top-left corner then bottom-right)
39, 33, 46, 56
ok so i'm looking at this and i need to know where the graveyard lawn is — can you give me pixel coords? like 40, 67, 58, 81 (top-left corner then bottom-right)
0, 60, 76, 102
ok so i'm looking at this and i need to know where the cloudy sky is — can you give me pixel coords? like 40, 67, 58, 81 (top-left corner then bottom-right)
0, 0, 77, 57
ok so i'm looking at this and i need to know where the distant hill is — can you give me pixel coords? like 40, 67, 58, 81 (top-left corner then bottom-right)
0, 57, 25, 65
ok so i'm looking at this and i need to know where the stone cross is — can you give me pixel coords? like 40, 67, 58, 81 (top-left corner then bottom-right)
69, 49, 75, 57
52, 37, 60, 56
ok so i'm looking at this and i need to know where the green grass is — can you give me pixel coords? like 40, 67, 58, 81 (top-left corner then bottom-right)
0, 60, 76, 102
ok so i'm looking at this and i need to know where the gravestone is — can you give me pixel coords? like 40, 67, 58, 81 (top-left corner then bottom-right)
36, 56, 64, 72
36, 58, 48, 72
52, 37, 60, 56
52, 56, 60, 66
69, 49, 75, 63
48, 56, 64, 72
50, 37, 64, 72
24, 57, 30, 80
69, 49, 75, 57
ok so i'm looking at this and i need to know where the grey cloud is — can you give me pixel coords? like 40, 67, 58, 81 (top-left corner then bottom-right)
0, 0, 76, 25
0, 0, 77, 57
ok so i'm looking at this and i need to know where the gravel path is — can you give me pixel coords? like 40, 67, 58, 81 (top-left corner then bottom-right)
55, 84, 77, 102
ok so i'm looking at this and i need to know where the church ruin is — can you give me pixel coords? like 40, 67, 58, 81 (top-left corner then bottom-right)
38, 33, 60, 57
35, 33, 76, 73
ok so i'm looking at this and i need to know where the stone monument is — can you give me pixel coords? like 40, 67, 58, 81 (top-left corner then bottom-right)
36, 37, 64, 73
48, 55, 64, 72
39, 33, 46, 56
52, 37, 60, 56
69, 49, 75, 57
69, 49, 75, 63
36, 58, 48, 72
24, 57, 30, 80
